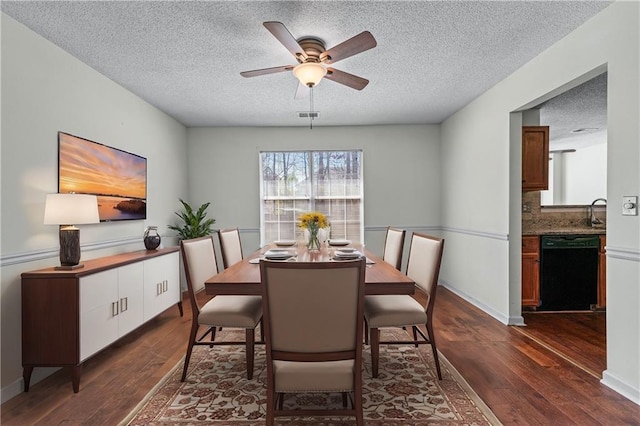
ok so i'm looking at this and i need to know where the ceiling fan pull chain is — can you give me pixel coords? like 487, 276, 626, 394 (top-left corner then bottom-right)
310, 87, 314, 129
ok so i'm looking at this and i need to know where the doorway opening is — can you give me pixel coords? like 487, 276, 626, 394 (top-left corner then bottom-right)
519, 70, 608, 377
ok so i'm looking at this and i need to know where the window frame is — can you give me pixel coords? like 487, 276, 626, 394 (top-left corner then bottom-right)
259, 150, 364, 246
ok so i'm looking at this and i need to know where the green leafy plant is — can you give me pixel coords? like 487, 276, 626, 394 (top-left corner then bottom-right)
168, 199, 215, 240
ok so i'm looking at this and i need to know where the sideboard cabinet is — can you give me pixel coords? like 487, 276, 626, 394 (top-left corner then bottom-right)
21, 248, 181, 393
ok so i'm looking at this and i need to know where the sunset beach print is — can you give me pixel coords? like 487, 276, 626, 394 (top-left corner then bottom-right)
58, 133, 146, 221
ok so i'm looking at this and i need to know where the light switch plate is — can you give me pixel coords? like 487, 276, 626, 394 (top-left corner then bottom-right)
622, 196, 638, 216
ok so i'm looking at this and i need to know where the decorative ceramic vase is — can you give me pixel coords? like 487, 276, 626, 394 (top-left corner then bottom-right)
143, 226, 161, 250
307, 226, 321, 251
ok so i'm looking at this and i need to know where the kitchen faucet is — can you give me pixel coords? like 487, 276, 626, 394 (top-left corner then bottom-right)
589, 198, 607, 227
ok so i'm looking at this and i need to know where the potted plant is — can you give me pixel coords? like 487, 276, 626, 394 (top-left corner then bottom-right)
168, 199, 215, 240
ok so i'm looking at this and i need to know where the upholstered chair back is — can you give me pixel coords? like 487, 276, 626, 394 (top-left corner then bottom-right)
382, 227, 406, 270
180, 236, 219, 312
218, 228, 243, 269
405, 233, 444, 311
261, 261, 364, 353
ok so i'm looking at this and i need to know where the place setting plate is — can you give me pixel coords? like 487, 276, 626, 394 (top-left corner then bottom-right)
332, 249, 364, 260
328, 239, 351, 247
273, 240, 296, 247
263, 249, 296, 260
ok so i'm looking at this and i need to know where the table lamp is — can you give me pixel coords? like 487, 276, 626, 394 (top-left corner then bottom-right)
44, 193, 100, 270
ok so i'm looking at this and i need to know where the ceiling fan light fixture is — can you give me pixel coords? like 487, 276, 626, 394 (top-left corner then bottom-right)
293, 62, 327, 87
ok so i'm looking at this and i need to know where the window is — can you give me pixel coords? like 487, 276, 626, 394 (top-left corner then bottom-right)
260, 151, 363, 245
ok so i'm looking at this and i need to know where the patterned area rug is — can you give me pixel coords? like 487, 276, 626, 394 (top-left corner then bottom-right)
122, 329, 500, 425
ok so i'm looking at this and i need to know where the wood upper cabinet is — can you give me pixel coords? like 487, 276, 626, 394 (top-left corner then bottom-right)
522, 126, 549, 191
597, 235, 606, 308
522, 235, 540, 307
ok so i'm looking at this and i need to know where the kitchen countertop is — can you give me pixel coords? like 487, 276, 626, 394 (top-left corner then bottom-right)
524, 227, 606, 236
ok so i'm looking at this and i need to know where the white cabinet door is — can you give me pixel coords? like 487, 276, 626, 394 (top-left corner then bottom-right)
143, 252, 180, 321
162, 251, 180, 311
80, 269, 119, 361
117, 262, 144, 337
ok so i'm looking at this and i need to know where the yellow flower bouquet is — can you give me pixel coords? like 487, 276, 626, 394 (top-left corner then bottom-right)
298, 211, 329, 250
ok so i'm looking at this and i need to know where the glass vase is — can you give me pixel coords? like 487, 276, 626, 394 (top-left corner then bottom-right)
307, 227, 321, 251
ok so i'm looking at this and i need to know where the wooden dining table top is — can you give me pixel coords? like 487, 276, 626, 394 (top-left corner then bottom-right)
205, 243, 415, 296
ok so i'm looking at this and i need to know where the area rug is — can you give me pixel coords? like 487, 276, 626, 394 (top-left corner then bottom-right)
122, 329, 500, 425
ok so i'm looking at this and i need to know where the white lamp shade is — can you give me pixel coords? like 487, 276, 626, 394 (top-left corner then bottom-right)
44, 193, 100, 225
293, 62, 327, 87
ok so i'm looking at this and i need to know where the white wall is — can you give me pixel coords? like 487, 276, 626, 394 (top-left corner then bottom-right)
440, 1, 639, 403
564, 143, 607, 204
187, 125, 441, 259
0, 14, 188, 402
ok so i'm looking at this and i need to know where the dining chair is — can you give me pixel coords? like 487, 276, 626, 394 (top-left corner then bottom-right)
364, 226, 406, 345
364, 232, 445, 379
218, 227, 243, 269
179, 236, 262, 381
382, 227, 406, 270
259, 258, 366, 426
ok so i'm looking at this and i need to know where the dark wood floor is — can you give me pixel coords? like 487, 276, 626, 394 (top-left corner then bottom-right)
2, 288, 639, 425
517, 311, 607, 378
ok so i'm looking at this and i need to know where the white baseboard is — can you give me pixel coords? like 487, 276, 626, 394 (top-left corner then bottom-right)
1, 379, 23, 405
601, 370, 640, 406
508, 315, 526, 326
1, 366, 61, 404
439, 280, 510, 325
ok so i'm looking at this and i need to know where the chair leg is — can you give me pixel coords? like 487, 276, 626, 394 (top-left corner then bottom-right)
209, 325, 217, 348
371, 327, 380, 378
412, 325, 419, 348
181, 322, 199, 381
426, 322, 442, 380
266, 391, 275, 426
354, 389, 364, 426
245, 328, 255, 380
278, 393, 284, 410
364, 318, 369, 345
342, 392, 348, 407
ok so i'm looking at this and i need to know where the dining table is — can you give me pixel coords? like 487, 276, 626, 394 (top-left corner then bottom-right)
205, 242, 415, 296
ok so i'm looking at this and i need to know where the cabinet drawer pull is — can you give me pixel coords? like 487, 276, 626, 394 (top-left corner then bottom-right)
112, 301, 119, 317
157, 282, 162, 296
163, 280, 168, 292
120, 297, 128, 313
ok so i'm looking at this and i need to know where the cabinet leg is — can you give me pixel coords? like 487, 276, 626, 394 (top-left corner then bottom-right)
23, 366, 34, 392
177, 301, 184, 317
71, 365, 82, 393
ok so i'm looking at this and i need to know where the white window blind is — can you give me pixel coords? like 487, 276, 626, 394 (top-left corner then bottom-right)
259, 150, 363, 245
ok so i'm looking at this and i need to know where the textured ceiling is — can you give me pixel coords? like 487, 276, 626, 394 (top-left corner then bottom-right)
1, 1, 611, 128
539, 72, 607, 150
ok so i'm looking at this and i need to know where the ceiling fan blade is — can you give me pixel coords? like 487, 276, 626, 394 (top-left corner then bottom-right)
294, 82, 310, 100
240, 65, 294, 78
263, 21, 308, 61
321, 31, 377, 64
325, 68, 369, 90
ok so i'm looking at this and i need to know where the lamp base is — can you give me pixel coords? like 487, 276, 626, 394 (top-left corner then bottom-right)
59, 227, 82, 268
54, 264, 85, 271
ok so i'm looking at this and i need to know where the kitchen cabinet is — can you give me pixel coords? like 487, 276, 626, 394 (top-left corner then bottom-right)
522, 235, 540, 308
597, 235, 606, 308
522, 126, 549, 191
21, 248, 181, 393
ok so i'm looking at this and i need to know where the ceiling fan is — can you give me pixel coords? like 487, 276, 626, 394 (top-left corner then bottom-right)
240, 22, 377, 94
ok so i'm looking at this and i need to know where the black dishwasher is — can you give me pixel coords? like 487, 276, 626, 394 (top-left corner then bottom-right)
539, 235, 599, 311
